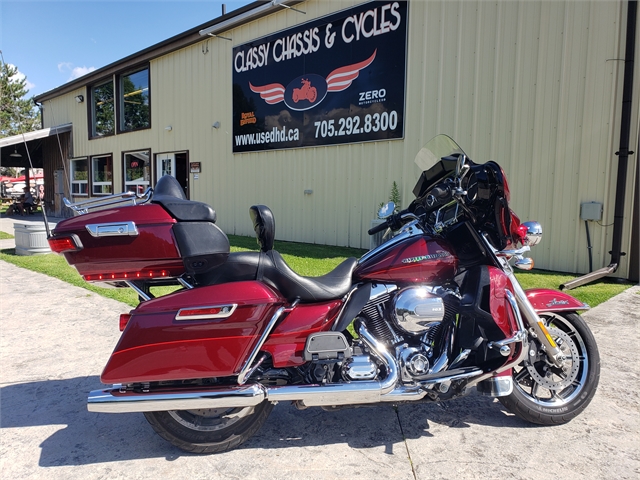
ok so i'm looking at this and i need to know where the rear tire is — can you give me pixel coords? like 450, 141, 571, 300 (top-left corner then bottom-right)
144, 399, 274, 454
499, 312, 600, 425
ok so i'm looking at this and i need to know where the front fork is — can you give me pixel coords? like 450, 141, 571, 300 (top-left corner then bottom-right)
483, 232, 566, 368
506, 271, 565, 368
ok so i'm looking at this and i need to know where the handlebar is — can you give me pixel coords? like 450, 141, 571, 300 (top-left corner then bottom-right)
367, 211, 420, 236
430, 184, 452, 200
368, 220, 389, 235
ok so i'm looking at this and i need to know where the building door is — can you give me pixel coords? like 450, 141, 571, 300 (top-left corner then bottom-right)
156, 152, 189, 199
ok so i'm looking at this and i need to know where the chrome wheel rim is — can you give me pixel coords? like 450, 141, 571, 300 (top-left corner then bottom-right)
168, 406, 255, 432
513, 314, 588, 407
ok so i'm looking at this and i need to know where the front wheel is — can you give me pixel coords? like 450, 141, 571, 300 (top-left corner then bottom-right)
499, 312, 600, 425
144, 399, 274, 453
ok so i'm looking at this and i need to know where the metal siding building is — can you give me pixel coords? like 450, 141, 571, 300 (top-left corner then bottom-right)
34, 0, 639, 279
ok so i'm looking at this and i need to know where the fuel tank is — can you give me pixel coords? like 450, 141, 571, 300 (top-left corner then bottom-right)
354, 233, 458, 284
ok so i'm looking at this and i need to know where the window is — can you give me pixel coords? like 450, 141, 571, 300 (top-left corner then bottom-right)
119, 68, 150, 132
91, 155, 113, 195
124, 150, 151, 193
70, 158, 88, 195
91, 80, 115, 137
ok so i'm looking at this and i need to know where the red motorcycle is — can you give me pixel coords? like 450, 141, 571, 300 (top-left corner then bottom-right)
292, 78, 317, 103
48, 135, 599, 454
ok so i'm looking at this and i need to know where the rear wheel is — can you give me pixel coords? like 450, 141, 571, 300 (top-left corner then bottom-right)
144, 400, 274, 453
499, 312, 600, 425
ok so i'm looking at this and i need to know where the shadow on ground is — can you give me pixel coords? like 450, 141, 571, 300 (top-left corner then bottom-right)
0, 376, 532, 466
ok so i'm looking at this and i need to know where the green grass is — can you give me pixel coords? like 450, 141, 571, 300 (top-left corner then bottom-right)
0, 231, 14, 239
0, 235, 632, 310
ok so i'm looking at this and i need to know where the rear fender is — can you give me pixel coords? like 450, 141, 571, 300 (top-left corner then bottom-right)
525, 288, 590, 313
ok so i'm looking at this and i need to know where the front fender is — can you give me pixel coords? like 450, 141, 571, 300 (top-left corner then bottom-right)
526, 288, 590, 313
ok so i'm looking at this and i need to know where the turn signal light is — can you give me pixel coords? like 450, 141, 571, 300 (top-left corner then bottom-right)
48, 235, 83, 253
119, 313, 132, 331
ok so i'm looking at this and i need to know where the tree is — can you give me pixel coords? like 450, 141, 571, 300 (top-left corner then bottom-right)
0, 62, 40, 138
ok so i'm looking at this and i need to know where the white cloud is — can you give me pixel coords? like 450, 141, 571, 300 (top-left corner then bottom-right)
8, 64, 35, 92
69, 66, 96, 80
57, 62, 96, 81
57, 62, 72, 72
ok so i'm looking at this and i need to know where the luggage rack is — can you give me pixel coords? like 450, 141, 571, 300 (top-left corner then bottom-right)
63, 188, 153, 215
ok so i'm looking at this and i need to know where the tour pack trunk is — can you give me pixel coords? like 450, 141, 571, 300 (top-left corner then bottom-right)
50, 203, 230, 280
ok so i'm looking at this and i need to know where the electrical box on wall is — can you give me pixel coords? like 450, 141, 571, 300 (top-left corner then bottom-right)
54, 170, 65, 195
580, 202, 603, 221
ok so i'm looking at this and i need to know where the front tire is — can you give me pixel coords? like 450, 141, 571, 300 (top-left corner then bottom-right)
144, 399, 274, 453
499, 312, 600, 425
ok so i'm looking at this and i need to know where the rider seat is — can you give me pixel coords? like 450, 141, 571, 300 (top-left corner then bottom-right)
198, 205, 357, 303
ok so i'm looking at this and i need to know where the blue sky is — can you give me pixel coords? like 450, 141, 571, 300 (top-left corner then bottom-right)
0, 0, 253, 97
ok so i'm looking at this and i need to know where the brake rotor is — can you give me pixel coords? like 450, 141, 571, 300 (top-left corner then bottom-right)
526, 327, 580, 391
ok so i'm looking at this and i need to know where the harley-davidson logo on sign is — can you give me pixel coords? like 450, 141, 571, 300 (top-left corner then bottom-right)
232, 1, 408, 152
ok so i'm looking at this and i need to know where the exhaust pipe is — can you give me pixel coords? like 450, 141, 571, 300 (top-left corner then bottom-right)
87, 324, 484, 414
88, 383, 266, 413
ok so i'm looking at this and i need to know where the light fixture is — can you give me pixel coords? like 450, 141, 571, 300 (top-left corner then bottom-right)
10, 147, 21, 158
165, 126, 173, 131
75, 95, 84, 103
213, 122, 221, 129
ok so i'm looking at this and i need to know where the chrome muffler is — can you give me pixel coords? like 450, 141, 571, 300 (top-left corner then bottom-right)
88, 383, 266, 413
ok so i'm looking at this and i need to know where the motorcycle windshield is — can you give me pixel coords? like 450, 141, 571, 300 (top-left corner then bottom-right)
412, 134, 467, 198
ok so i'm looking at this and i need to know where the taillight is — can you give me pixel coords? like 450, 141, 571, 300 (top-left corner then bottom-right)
119, 313, 132, 331
84, 269, 171, 282
176, 304, 237, 320
48, 234, 83, 253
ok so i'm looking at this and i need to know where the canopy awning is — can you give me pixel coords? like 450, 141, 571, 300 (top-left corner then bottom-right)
0, 123, 72, 168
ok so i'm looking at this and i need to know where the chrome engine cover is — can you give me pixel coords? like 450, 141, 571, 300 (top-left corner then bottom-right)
341, 355, 379, 381
392, 286, 445, 335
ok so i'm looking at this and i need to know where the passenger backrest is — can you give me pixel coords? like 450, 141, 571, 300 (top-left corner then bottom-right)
250, 205, 275, 252
152, 175, 217, 223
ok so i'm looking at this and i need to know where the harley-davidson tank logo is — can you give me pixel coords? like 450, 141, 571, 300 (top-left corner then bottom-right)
401, 251, 451, 264
249, 50, 377, 111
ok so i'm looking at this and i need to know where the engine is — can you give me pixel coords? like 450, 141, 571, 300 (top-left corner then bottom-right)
357, 284, 460, 383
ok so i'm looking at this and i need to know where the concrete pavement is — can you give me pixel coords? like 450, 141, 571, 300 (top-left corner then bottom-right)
0, 225, 638, 479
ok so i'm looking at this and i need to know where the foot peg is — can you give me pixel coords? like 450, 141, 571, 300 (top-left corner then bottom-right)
303, 332, 351, 362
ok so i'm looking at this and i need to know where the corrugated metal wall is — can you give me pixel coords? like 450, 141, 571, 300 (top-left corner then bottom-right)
43, 0, 638, 278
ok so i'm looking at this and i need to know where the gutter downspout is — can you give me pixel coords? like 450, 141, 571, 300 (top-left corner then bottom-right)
562, 0, 637, 290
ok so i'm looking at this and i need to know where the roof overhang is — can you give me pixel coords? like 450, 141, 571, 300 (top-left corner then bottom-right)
0, 123, 72, 148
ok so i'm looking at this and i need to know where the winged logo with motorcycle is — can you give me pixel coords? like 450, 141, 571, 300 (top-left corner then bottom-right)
249, 49, 377, 111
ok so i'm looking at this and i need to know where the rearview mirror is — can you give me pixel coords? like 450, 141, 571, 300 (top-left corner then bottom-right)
378, 202, 395, 219
455, 154, 470, 178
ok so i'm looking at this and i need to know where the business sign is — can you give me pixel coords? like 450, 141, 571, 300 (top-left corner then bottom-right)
232, 1, 408, 153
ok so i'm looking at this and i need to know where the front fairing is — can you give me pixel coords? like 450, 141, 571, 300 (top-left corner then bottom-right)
412, 135, 467, 199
